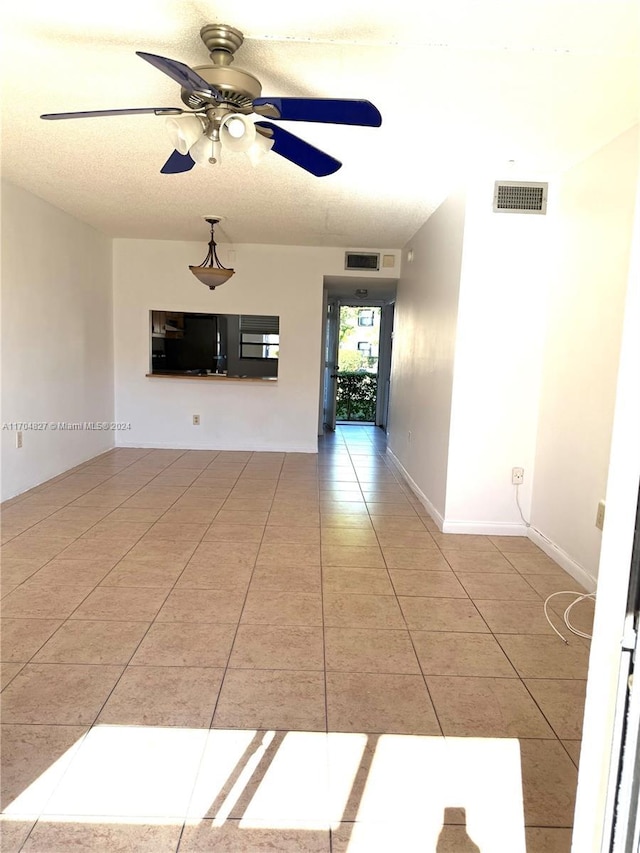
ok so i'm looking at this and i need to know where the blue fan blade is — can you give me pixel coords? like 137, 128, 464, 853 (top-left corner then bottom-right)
255, 122, 341, 177
253, 97, 382, 127
161, 150, 196, 174
41, 107, 184, 120
137, 52, 222, 100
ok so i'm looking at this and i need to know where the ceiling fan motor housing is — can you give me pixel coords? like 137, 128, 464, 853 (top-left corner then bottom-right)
183, 65, 262, 111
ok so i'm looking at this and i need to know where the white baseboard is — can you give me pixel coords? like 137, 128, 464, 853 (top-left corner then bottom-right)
386, 448, 445, 530
527, 527, 597, 593
115, 440, 318, 453
442, 520, 529, 536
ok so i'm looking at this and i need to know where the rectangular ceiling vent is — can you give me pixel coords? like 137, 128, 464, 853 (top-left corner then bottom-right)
345, 252, 380, 271
493, 181, 548, 215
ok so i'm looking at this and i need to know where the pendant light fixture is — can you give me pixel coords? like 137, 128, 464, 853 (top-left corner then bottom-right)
189, 217, 234, 290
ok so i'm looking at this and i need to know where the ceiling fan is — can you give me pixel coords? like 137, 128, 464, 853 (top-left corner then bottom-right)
40, 23, 382, 177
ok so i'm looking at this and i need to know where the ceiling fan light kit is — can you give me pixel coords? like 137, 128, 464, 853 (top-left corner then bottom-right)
40, 23, 382, 178
40, 23, 383, 291
189, 217, 234, 290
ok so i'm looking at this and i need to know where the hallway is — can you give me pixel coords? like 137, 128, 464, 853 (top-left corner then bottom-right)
1, 426, 591, 851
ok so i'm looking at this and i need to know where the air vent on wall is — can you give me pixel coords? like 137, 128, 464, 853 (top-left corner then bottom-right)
493, 181, 548, 215
345, 252, 380, 271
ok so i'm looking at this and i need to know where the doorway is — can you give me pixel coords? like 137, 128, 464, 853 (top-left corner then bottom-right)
322, 297, 395, 432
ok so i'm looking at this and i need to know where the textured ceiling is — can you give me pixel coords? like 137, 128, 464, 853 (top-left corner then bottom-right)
2, 1, 638, 248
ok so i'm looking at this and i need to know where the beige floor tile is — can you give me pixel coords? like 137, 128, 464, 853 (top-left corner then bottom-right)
370, 516, 430, 533
261, 526, 321, 545
27, 557, 118, 587
156, 589, 245, 623
321, 528, 379, 547
125, 537, 199, 560
455, 572, 540, 601
1, 663, 25, 690
323, 593, 404, 629
178, 820, 330, 852
400, 598, 489, 632
322, 566, 394, 595
442, 550, 518, 573
256, 542, 321, 568
229, 624, 324, 670
412, 632, 517, 677
1, 663, 124, 724
221, 498, 273, 513
496, 635, 591, 678
489, 536, 540, 553
382, 549, 450, 570
71, 586, 168, 622
525, 827, 573, 853
431, 534, 498, 552
376, 531, 437, 549
0, 618, 63, 662
268, 511, 321, 527
319, 513, 373, 529
322, 545, 385, 568
159, 507, 219, 524
104, 507, 166, 522
524, 679, 587, 738
31, 618, 144, 663
212, 669, 326, 730
241, 590, 323, 627
188, 541, 259, 569
204, 523, 265, 543
174, 564, 253, 591
80, 521, 152, 540
1, 723, 88, 812
506, 552, 571, 575
325, 627, 419, 674
250, 565, 321, 593
213, 510, 270, 526
425, 676, 555, 738
326, 671, 440, 735
524, 574, 588, 598
519, 739, 578, 826
56, 539, 135, 561
22, 821, 183, 852
562, 740, 582, 767
1, 583, 93, 620
1, 537, 74, 563
99, 561, 184, 588
389, 570, 468, 598
0, 819, 37, 852
147, 521, 209, 541
473, 599, 558, 635
98, 665, 224, 727
367, 503, 419, 518
130, 622, 235, 667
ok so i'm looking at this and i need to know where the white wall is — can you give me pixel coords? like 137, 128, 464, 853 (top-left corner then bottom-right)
113, 241, 397, 453
444, 178, 550, 533
1, 181, 114, 501
572, 163, 640, 853
387, 191, 467, 520
531, 126, 639, 583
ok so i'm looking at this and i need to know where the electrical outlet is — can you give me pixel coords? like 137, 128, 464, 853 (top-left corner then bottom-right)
16, 431, 23, 449
512, 467, 524, 485
596, 500, 606, 531
192, 415, 200, 426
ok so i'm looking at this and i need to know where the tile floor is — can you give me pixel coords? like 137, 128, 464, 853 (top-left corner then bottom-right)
0, 426, 593, 852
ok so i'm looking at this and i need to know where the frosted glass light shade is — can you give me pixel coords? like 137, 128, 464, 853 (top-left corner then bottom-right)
189, 266, 234, 289
164, 115, 203, 156
220, 114, 256, 153
246, 131, 275, 166
190, 135, 222, 166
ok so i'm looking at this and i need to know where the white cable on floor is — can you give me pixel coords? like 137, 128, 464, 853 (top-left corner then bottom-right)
543, 590, 596, 643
